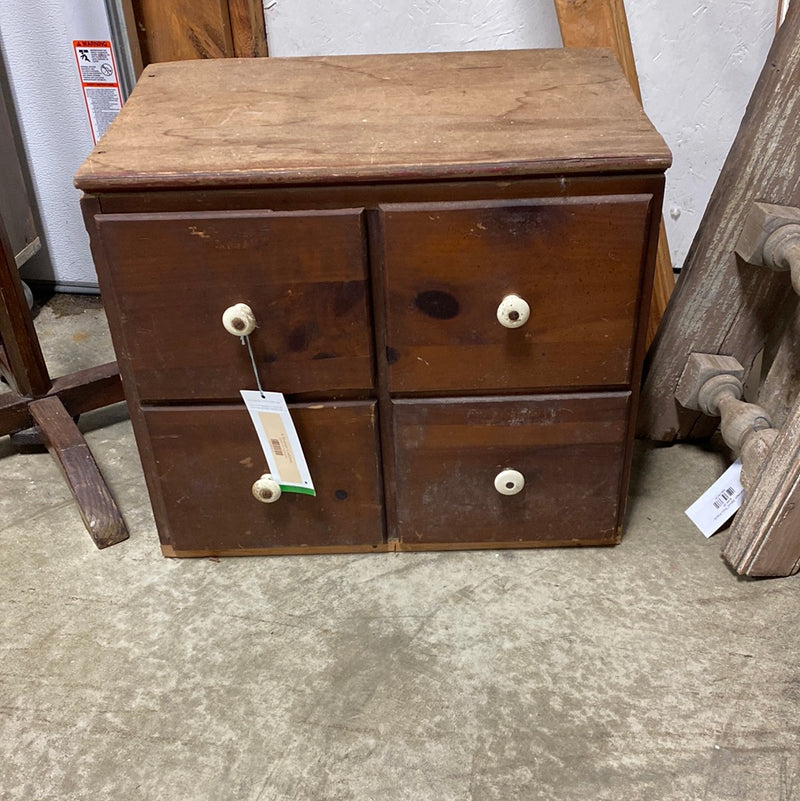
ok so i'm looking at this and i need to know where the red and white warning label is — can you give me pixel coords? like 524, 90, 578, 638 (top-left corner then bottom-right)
73, 40, 123, 144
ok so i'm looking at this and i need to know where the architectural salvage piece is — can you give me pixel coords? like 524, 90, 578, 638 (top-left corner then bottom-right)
675, 353, 776, 492
723, 387, 800, 577
638, 1, 800, 441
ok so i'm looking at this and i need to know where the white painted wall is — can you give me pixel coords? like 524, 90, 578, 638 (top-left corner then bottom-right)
265, 0, 779, 271
0, 0, 111, 289
0, 0, 781, 287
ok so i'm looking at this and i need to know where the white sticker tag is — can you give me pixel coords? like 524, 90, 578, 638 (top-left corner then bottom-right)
73, 40, 123, 144
240, 391, 315, 496
685, 459, 744, 538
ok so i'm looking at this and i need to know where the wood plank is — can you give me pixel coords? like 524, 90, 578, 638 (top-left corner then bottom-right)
723, 386, 800, 577
0, 64, 37, 264
130, 0, 234, 64
638, 2, 800, 441
554, 0, 674, 350
75, 49, 670, 192
228, 0, 268, 57
0, 361, 123, 437
29, 395, 128, 549
0, 209, 50, 397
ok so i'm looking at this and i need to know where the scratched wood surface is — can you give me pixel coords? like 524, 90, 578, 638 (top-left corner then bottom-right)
723, 385, 800, 577
74, 49, 670, 192
29, 395, 128, 549
143, 402, 384, 554
379, 194, 653, 394
553, 0, 674, 348
93, 208, 374, 402
638, 2, 800, 441
392, 393, 630, 546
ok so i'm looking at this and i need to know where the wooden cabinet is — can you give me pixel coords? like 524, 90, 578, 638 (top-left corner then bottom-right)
75, 49, 670, 556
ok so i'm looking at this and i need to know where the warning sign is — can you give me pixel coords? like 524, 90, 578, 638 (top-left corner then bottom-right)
73, 40, 123, 144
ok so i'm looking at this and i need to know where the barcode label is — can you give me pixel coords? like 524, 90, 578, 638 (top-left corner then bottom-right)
713, 487, 737, 509
240, 390, 315, 495
685, 460, 744, 538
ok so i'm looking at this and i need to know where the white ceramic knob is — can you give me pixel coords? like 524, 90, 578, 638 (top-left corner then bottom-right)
252, 473, 281, 504
496, 294, 530, 329
494, 469, 525, 496
222, 303, 256, 336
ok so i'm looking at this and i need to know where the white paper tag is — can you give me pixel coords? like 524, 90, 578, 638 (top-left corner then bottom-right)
685, 459, 744, 538
240, 391, 315, 496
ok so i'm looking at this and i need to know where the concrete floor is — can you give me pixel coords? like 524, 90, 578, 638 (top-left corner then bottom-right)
1, 294, 799, 801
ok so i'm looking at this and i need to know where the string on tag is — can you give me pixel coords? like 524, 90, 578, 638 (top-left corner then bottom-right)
241, 334, 265, 397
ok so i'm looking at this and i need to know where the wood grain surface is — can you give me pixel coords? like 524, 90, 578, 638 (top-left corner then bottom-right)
29, 396, 128, 549
94, 208, 374, 402
379, 195, 653, 394
392, 393, 630, 546
131, 0, 234, 63
74, 49, 670, 192
553, 0, 674, 348
143, 402, 384, 553
723, 385, 800, 577
638, 2, 800, 441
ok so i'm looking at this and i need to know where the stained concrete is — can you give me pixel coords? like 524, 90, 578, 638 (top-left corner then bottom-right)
1, 295, 799, 801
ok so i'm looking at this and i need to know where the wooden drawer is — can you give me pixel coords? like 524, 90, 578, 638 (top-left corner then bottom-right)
142, 401, 385, 555
95, 209, 373, 402
379, 196, 652, 394
392, 393, 630, 547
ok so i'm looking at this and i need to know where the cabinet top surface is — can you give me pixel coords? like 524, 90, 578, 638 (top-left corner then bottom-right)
75, 49, 671, 192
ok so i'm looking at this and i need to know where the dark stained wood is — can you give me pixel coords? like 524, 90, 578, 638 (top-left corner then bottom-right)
638, 2, 800, 441
392, 393, 630, 546
723, 387, 800, 577
228, 0, 268, 57
78, 51, 666, 556
74, 49, 670, 193
92, 174, 667, 216
131, 0, 234, 63
0, 65, 38, 265
93, 209, 373, 402
0, 188, 126, 549
28, 396, 128, 549
143, 402, 384, 554
0, 204, 49, 397
380, 195, 653, 394
0, 361, 122, 436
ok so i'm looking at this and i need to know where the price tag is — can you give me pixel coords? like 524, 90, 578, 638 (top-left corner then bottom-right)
685, 459, 744, 538
241, 391, 315, 496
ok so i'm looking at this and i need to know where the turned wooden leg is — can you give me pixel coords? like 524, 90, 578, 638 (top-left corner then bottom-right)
675, 353, 777, 489
28, 395, 128, 549
723, 390, 800, 577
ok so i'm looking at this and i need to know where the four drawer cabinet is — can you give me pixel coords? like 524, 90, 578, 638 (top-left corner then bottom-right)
76, 49, 670, 556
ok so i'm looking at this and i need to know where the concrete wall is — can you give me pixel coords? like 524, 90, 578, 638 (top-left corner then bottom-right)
0, 1, 781, 287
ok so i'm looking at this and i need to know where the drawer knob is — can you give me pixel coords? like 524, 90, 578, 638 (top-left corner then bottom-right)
252, 473, 282, 504
494, 468, 525, 496
496, 294, 530, 329
222, 303, 257, 336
